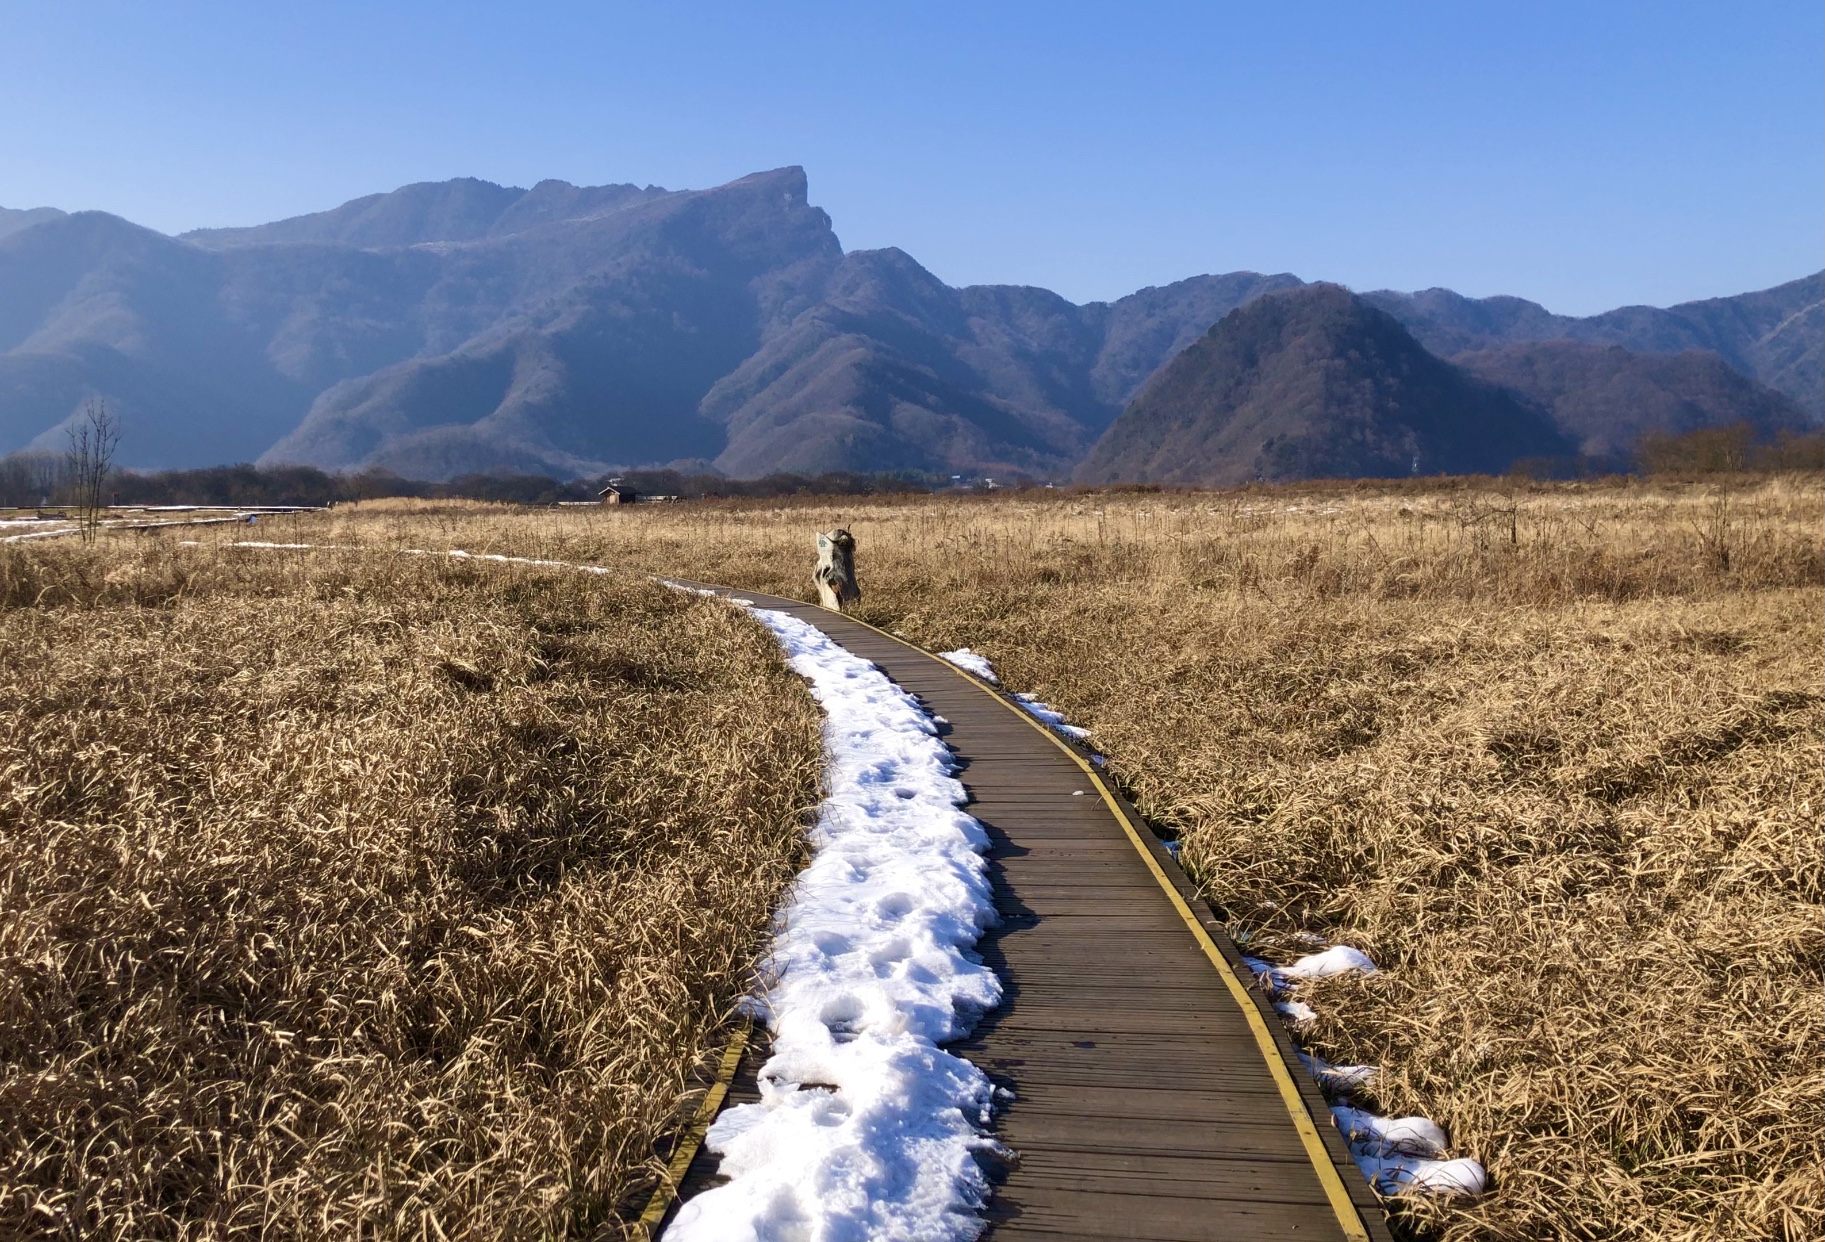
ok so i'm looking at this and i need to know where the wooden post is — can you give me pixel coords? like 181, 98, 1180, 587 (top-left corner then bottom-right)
813, 529, 861, 612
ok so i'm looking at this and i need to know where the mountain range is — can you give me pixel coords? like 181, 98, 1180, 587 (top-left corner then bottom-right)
1079, 283, 1815, 485
1080, 285, 1566, 485
0, 168, 1817, 481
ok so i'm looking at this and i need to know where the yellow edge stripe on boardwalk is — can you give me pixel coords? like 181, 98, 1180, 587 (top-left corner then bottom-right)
632, 1018, 752, 1240
831, 612, 1375, 1242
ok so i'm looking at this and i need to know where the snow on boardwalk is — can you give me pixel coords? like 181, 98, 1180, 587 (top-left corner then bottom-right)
668, 588, 1396, 1242
219, 547, 1008, 1238
666, 609, 1003, 1242
207, 547, 1421, 1237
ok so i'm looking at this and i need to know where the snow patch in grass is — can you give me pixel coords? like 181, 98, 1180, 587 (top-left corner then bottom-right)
1012, 693, 1092, 741
1249, 948, 1487, 1201
1285, 945, 1377, 980
935, 648, 997, 683
2, 524, 76, 543
1244, 946, 1374, 997
1299, 1053, 1377, 1093
1331, 1108, 1488, 1199
666, 606, 1002, 1242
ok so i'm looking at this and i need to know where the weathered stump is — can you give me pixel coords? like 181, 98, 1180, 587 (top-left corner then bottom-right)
813, 529, 861, 612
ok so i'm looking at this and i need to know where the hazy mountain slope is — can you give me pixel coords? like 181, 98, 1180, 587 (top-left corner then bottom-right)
1454, 341, 1810, 460
0, 212, 318, 465
183, 178, 664, 249
0, 170, 842, 475
1, 168, 1815, 481
706, 249, 1101, 476
1084, 271, 1306, 407
705, 257, 1302, 477
0, 206, 66, 242
1079, 285, 1570, 485
265, 168, 843, 477
1642, 276, 1823, 418
1366, 273, 1824, 416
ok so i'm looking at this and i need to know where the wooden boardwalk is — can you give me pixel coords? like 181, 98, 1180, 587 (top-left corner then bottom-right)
661, 589, 1392, 1242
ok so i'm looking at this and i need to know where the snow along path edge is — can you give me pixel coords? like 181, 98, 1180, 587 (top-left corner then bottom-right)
220, 545, 1009, 1237
665, 607, 1003, 1242
219, 542, 1469, 1205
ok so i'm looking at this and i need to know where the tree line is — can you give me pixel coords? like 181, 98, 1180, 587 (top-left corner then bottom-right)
3, 423, 1816, 510
0, 457, 958, 509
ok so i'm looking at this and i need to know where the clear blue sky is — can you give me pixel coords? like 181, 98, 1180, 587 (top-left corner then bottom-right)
2, 1, 1818, 314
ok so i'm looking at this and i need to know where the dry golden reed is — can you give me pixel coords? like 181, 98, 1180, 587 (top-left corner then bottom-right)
274, 475, 1821, 1241
0, 539, 822, 1240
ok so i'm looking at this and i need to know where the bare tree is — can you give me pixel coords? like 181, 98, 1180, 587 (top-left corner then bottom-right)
65, 400, 121, 541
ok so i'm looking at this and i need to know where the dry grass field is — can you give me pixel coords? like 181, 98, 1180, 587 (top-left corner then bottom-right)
0, 540, 822, 1240
271, 475, 1822, 1241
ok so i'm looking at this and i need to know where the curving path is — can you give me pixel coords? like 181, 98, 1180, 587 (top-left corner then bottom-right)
660, 587, 1393, 1242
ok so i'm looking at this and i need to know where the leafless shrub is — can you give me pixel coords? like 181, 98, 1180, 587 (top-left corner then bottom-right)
62, 399, 120, 540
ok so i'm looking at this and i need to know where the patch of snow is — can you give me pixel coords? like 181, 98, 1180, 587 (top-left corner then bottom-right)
936, 648, 998, 684
1331, 1107, 1487, 1199
1244, 945, 1375, 997
1284, 945, 1377, 980
1274, 1000, 1317, 1024
1299, 1053, 1377, 1094
2, 525, 77, 543
1012, 693, 1092, 742
1243, 955, 1290, 996
1247, 942, 1486, 1203
666, 607, 1002, 1242
1333, 1109, 1448, 1156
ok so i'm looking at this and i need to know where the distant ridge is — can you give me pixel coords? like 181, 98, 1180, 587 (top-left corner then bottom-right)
1454, 341, 1809, 461
700, 255, 1303, 477
1077, 285, 1570, 485
1365, 273, 1823, 418
0, 205, 66, 242
181, 178, 667, 250
0, 171, 1817, 478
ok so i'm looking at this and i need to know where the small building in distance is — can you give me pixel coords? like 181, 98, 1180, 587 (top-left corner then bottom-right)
598, 478, 636, 506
